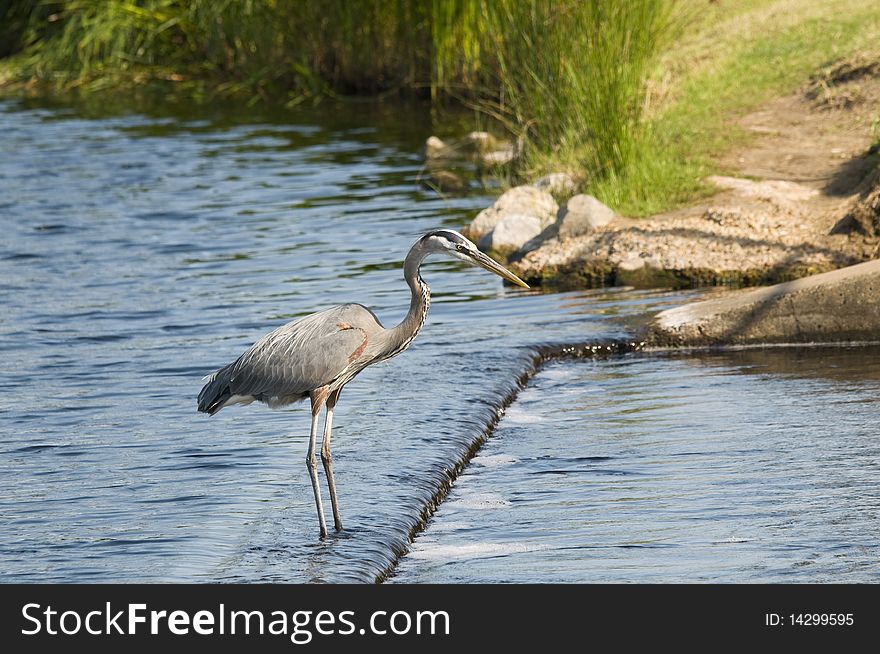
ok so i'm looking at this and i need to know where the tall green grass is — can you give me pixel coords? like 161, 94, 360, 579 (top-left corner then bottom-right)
1, 0, 675, 191
593, 2, 880, 215
474, 1, 677, 179
4, 2, 439, 95
9, 2, 876, 217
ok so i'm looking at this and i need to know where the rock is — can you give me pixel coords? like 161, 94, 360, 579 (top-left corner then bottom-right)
426, 132, 516, 166
557, 194, 616, 240
643, 255, 664, 270
615, 254, 678, 287
425, 169, 466, 193
704, 207, 746, 226
830, 170, 880, 236
425, 136, 449, 159
477, 214, 544, 256
479, 146, 516, 166
459, 131, 516, 165
465, 185, 558, 241
618, 253, 645, 271
505, 156, 874, 290
514, 224, 559, 258
466, 131, 495, 149
648, 259, 880, 346
533, 172, 577, 195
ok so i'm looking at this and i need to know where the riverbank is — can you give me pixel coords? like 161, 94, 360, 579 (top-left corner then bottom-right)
464, 56, 880, 290
4, 2, 880, 219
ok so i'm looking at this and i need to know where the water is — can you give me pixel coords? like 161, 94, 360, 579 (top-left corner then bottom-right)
392, 347, 880, 582
0, 96, 682, 582
2, 97, 877, 583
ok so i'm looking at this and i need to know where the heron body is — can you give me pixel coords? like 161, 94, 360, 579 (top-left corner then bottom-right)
198, 229, 528, 538
199, 303, 400, 413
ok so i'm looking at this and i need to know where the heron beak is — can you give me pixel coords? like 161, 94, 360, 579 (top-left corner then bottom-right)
469, 249, 530, 288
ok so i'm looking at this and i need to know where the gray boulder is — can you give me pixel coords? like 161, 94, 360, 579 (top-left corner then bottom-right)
514, 223, 558, 259
477, 213, 544, 256
649, 258, 880, 346
557, 194, 616, 240
466, 185, 558, 241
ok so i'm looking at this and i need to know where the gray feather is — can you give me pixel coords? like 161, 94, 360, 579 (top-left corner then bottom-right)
198, 304, 382, 413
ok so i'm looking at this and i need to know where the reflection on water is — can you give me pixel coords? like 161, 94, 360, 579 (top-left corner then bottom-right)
392, 346, 880, 582
0, 96, 696, 582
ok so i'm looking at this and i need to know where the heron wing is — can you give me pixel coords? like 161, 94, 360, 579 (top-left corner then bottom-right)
223, 305, 375, 402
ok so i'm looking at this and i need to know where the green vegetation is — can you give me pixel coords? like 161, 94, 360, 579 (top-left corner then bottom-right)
1, 1, 879, 216
600, 0, 880, 215
0, 0, 676, 198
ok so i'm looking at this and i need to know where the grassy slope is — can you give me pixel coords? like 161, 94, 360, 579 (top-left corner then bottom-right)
585, 0, 880, 216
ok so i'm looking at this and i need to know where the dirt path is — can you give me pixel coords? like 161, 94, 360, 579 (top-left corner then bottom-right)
513, 57, 880, 289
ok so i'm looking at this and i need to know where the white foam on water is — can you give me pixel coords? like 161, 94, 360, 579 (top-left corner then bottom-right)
446, 490, 511, 510
473, 454, 518, 467
538, 367, 577, 381
428, 521, 473, 533
406, 541, 551, 561
502, 405, 544, 424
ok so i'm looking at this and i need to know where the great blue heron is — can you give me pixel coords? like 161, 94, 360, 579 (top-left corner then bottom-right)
198, 229, 529, 538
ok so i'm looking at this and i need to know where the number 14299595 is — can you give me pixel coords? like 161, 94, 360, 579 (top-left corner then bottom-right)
765, 613, 854, 627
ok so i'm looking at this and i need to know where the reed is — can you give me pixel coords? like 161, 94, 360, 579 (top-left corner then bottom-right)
1, 1, 674, 179
3, 1, 877, 216
472, 1, 677, 180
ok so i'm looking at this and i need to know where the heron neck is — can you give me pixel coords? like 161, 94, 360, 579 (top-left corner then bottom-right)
385, 242, 431, 359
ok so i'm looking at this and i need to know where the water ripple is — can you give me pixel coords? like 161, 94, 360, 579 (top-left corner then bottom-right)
0, 96, 700, 583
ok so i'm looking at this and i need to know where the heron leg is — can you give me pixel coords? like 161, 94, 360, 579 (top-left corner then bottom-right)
321, 388, 343, 532
308, 388, 329, 539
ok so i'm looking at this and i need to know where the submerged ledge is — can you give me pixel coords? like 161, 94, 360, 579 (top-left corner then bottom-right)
647, 258, 880, 346
375, 338, 644, 583
379, 260, 880, 581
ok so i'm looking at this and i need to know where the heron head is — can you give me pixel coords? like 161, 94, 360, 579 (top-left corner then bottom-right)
421, 229, 530, 288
